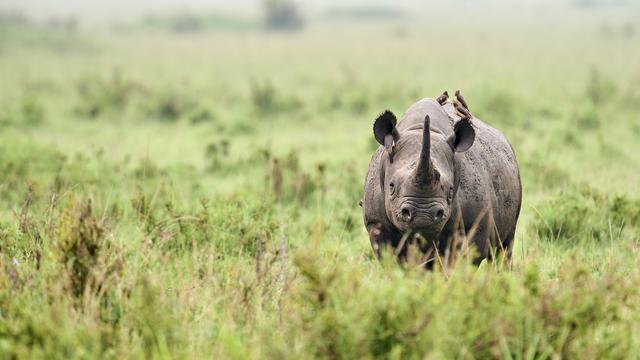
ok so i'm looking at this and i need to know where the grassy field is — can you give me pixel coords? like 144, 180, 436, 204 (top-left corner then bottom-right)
1, 2, 640, 358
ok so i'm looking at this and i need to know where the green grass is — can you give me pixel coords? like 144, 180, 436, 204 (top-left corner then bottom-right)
1, 3, 640, 358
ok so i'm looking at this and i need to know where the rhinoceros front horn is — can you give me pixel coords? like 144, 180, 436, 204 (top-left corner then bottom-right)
415, 115, 435, 185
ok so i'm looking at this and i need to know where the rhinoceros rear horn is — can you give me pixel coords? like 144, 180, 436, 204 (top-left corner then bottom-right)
373, 110, 400, 158
447, 118, 476, 152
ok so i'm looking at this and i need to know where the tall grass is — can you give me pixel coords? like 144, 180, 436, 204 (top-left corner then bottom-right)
1, 3, 640, 358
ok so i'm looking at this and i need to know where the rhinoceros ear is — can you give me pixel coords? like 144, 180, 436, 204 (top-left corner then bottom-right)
448, 118, 475, 152
374, 111, 400, 161
373, 110, 398, 145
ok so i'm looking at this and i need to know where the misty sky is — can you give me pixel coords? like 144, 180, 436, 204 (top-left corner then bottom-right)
1, 0, 626, 27
0, 0, 425, 21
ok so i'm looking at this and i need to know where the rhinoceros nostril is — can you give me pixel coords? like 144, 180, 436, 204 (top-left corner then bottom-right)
434, 208, 445, 222
400, 205, 413, 222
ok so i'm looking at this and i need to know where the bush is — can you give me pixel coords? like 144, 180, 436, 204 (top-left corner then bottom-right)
144, 90, 196, 122
251, 79, 278, 112
575, 106, 600, 130
586, 69, 617, 105
534, 186, 640, 244
267, 151, 325, 204
263, 0, 304, 31
20, 95, 45, 126
75, 72, 139, 118
250, 79, 304, 114
189, 107, 215, 125
288, 257, 640, 359
54, 196, 107, 298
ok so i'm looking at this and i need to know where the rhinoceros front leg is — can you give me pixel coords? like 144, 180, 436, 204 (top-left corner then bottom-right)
366, 222, 402, 260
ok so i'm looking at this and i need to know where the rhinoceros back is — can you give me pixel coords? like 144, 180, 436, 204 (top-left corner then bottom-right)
442, 101, 522, 253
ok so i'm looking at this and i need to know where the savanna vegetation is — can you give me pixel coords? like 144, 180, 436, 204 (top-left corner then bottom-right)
1, 1, 640, 358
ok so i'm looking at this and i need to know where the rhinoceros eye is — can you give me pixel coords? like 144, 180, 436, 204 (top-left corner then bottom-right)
389, 182, 396, 195
447, 186, 454, 203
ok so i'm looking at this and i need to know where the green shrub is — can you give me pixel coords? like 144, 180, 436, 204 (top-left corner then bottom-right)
75, 72, 139, 118
250, 79, 304, 114
267, 151, 325, 204
251, 79, 278, 112
586, 68, 617, 105
288, 257, 640, 359
534, 186, 640, 244
145, 90, 195, 122
188, 107, 215, 125
20, 95, 45, 126
54, 196, 107, 298
575, 106, 600, 130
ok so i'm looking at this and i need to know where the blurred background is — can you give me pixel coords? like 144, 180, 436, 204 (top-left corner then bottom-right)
2, 1, 640, 357
1, 0, 639, 237
2, 0, 639, 193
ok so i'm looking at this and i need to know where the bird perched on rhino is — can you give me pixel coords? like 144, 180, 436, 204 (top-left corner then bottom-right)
361, 91, 522, 267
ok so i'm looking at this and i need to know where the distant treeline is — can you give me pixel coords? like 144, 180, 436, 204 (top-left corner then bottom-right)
0, 10, 88, 51
0, 10, 77, 31
141, 0, 304, 33
573, 0, 635, 6
324, 6, 405, 20
141, 12, 259, 33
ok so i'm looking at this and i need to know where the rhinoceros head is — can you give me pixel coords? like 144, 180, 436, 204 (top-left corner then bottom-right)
372, 110, 475, 237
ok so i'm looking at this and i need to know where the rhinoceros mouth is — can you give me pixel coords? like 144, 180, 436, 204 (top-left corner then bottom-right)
408, 228, 440, 242
393, 198, 448, 232
392, 228, 442, 260
395, 219, 448, 237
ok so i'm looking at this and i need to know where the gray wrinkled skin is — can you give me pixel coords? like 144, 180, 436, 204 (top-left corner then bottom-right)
362, 96, 522, 265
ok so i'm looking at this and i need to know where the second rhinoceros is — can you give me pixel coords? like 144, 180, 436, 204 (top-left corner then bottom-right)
361, 91, 522, 265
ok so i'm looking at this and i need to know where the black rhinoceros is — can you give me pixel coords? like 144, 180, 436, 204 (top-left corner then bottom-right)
362, 91, 522, 265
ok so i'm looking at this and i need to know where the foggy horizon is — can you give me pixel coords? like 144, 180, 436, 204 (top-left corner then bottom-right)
2, 0, 626, 23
